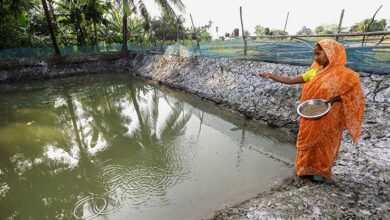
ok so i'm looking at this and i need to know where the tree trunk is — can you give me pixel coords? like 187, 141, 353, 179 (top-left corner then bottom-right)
161, 34, 166, 52
93, 21, 99, 52
239, 7, 247, 57
47, 0, 58, 33
122, 12, 128, 54
78, 23, 86, 46
41, 0, 61, 56
74, 9, 86, 46
190, 14, 201, 56
94, 22, 98, 45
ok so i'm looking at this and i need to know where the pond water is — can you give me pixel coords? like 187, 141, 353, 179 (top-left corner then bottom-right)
0, 74, 296, 220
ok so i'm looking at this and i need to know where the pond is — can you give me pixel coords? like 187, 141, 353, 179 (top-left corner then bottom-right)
0, 74, 295, 220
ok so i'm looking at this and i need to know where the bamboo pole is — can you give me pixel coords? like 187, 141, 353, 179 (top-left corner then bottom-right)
335, 9, 345, 41
239, 6, 247, 56
362, 5, 383, 46
283, 11, 289, 33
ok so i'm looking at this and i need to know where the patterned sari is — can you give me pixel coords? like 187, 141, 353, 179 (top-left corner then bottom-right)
295, 39, 365, 179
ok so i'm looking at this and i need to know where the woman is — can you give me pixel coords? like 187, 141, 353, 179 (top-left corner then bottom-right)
258, 39, 365, 182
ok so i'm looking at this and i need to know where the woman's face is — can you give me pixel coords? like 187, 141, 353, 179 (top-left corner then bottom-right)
314, 44, 329, 66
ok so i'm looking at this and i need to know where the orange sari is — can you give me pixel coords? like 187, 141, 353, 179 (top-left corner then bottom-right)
295, 39, 365, 179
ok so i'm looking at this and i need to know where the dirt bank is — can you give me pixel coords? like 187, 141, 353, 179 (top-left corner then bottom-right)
129, 55, 390, 219
0, 53, 131, 82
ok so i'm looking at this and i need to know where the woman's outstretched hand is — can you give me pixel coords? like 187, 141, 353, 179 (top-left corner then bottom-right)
257, 73, 273, 79
256, 72, 304, 85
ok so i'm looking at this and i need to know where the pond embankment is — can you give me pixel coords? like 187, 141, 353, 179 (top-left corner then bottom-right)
0, 54, 389, 218
0, 53, 130, 81
128, 55, 390, 219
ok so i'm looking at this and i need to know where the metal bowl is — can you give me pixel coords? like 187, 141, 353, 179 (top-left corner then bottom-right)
297, 99, 331, 119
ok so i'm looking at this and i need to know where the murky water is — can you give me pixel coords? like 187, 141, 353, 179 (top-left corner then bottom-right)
0, 74, 295, 220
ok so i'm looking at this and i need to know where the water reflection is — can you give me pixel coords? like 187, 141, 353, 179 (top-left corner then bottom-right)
0, 75, 295, 220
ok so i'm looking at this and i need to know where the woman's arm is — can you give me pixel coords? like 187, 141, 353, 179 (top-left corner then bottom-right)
257, 73, 305, 84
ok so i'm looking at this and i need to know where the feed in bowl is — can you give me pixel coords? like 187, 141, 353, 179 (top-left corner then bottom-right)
297, 99, 331, 119
301, 104, 328, 116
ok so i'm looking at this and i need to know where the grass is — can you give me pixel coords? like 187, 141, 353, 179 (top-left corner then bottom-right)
373, 48, 390, 61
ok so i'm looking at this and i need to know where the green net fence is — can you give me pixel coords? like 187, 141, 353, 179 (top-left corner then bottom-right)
1, 39, 389, 74
195, 38, 390, 74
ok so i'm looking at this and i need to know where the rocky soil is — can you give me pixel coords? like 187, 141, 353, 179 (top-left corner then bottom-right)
129, 55, 390, 219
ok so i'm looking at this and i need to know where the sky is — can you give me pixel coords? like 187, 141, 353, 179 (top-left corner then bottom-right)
143, 0, 389, 38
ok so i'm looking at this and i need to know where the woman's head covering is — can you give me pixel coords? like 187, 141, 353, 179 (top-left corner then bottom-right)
310, 39, 347, 70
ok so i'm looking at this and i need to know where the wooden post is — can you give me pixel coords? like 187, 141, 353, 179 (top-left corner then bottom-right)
335, 9, 345, 41
190, 14, 201, 55
176, 18, 179, 43
362, 5, 383, 46
240, 6, 247, 56
283, 11, 289, 33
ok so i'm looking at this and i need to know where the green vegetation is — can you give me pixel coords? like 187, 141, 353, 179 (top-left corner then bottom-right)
350, 19, 387, 32
295, 19, 388, 35
252, 19, 388, 36
296, 26, 312, 35
314, 24, 344, 34
0, 0, 213, 53
254, 25, 287, 36
232, 28, 240, 37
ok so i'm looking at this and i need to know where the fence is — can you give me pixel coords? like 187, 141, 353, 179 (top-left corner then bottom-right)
1, 35, 389, 74
164, 34, 390, 74
0, 44, 166, 58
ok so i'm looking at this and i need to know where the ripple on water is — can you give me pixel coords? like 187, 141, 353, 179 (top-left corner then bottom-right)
72, 191, 125, 219
72, 156, 191, 218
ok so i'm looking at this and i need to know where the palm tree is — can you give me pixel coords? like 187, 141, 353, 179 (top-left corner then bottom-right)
121, 0, 185, 54
41, 0, 61, 55
84, 0, 112, 47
